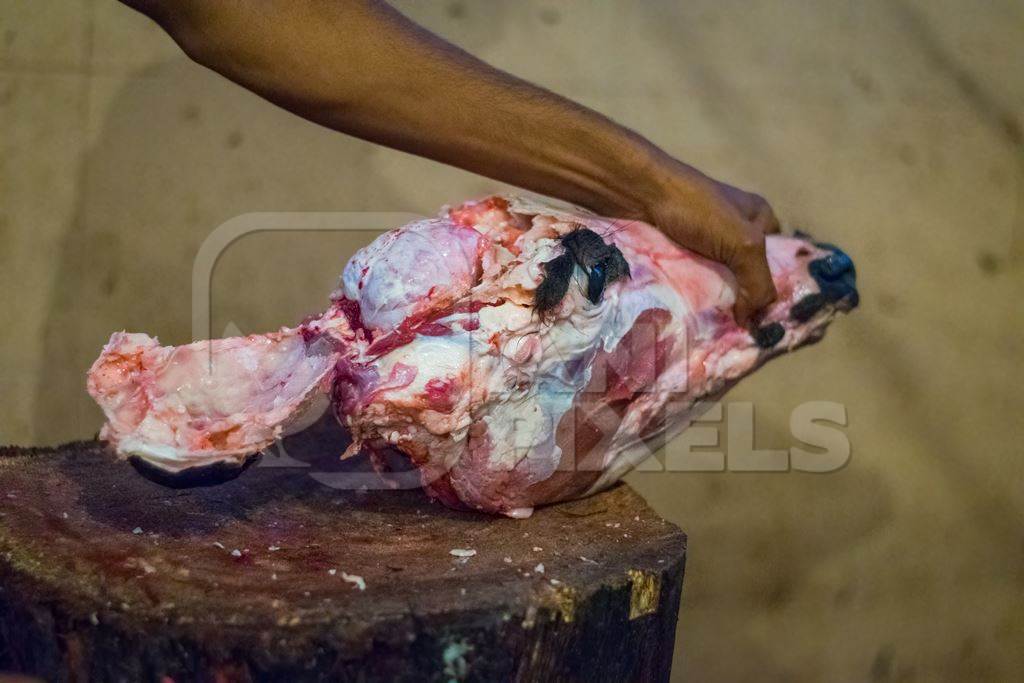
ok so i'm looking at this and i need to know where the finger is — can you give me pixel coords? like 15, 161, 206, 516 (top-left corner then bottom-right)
753, 201, 781, 234
717, 185, 775, 226
733, 291, 757, 329
728, 240, 778, 328
734, 277, 777, 328
734, 190, 781, 235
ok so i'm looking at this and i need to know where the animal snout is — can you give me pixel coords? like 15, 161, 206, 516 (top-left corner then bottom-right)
790, 243, 859, 323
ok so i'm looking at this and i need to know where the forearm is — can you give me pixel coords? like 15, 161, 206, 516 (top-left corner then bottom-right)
124, 0, 677, 220
121, 0, 781, 325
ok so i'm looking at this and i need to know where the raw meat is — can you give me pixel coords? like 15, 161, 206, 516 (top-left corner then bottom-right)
87, 309, 355, 485
88, 195, 857, 513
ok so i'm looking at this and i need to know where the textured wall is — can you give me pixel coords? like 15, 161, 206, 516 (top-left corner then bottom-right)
1, 1, 1021, 680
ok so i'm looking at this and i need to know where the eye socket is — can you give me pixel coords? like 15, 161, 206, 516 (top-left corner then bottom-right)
535, 230, 631, 317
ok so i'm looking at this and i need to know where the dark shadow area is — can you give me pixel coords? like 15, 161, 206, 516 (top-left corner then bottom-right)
41, 413, 464, 539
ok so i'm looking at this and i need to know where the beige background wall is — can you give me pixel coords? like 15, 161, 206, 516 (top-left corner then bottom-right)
1, 1, 1021, 680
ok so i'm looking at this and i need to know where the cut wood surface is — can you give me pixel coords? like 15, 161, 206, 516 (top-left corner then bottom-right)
0, 426, 686, 682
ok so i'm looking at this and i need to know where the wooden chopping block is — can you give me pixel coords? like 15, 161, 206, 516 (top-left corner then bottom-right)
0, 424, 686, 682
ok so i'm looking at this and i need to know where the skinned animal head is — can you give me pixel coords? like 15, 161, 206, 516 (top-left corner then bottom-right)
87, 195, 857, 515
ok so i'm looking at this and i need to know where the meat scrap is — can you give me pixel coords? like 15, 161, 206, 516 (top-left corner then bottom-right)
88, 195, 857, 516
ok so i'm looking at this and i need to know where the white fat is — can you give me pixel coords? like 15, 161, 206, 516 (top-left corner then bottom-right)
374, 334, 472, 397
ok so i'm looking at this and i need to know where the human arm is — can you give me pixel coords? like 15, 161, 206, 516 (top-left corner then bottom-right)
120, 0, 779, 324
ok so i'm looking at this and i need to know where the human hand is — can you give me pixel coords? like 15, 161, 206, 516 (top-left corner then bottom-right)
642, 159, 780, 328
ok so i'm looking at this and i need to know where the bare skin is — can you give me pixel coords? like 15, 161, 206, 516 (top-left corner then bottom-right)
120, 0, 780, 326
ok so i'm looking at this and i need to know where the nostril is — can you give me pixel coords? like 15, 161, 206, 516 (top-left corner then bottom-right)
809, 252, 853, 281
806, 244, 858, 310
753, 322, 785, 349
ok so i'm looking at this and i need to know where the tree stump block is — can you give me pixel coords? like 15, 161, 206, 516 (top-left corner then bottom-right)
0, 431, 686, 682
